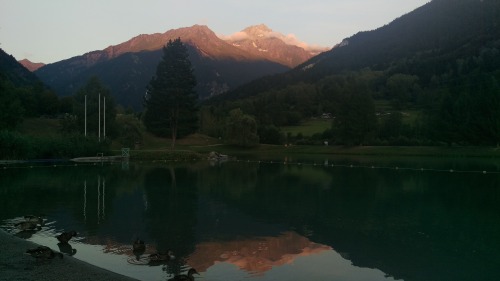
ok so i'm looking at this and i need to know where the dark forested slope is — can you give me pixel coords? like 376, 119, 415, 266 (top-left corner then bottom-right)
221, 0, 500, 100
205, 0, 500, 146
0, 48, 41, 87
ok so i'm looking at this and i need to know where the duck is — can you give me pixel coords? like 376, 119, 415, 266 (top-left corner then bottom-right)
57, 242, 77, 256
15, 229, 38, 239
24, 215, 45, 226
147, 249, 175, 266
149, 249, 175, 262
132, 238, 146, 252
15, 221, 41, 231
132, 238, 145, 260
168, 268, 199, 281
56, 231, 77, 244
26, 246, 63, 260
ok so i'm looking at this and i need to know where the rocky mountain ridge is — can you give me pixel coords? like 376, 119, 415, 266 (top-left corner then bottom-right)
28, 24, 326, 69
33, 24, 322, 109
223, 24, 328, 68
18, 59, 45, 72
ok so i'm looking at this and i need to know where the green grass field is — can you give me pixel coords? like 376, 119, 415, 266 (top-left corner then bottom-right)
132, 132, 221, 150
16, 118, 500, 160
282, 119, 331, 136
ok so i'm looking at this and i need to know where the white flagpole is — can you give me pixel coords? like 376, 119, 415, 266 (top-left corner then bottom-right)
84, 95, 87, 137
103, 96, 106, 139
98, 93, 101, 142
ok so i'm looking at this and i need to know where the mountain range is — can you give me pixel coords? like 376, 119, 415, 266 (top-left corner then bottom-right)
28, 24, 328, 110
203, 0, 500, 147
5, 0, 499, 147
220, 0, 500, 101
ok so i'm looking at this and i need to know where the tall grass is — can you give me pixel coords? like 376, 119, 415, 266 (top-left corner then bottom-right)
0, 130, 111, 160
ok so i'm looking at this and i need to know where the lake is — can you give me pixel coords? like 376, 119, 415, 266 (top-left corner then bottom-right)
1, 155, 499, 281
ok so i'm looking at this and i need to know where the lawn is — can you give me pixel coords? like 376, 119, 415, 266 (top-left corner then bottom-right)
282, 118, 331, 136
124, 132, 220, 150
19, 118, 62, 137
15, 117, 500, 160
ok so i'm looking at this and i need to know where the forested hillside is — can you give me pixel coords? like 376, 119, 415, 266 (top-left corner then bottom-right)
203, 0, 500, 146
0, 48, 40, 87
0, 48, 64, 124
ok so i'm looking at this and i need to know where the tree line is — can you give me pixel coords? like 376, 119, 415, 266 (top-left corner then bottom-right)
198, 31, 500, 147
198, 53, 500, 147
0, 38, 198, 159
2, 35, 499, 160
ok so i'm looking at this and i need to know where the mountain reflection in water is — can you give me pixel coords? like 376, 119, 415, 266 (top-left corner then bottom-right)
1, 158, 499, 281
188, 231, 331, 274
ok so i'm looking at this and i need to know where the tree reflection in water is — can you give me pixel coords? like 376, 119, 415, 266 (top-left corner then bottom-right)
0, 159, 499, 281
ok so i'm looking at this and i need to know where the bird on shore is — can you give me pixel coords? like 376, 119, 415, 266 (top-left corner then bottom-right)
24, 215, 45, 226
15, 229, 38, 239
149, 249, 175, 261
132, 238, 146, 260
56, 231, 77, 244
15, 221, 41, 231
26, 246, 63, 260
132, 238, 146, 252
168, 268, 199, 281
148, 249, 175, 266
57, 242, 77, 256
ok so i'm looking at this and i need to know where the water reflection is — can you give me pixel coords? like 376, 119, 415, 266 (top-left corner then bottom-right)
188, 231, 331, 274
0, 158, 499, 281
81, 176, 107, 224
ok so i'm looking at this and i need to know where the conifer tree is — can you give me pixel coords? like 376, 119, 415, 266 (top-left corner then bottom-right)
143, 38, 198, 147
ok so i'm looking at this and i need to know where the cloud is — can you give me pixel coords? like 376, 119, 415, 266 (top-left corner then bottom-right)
218, 30, 330, 54
218, 31, 249, 41
274, 33, 331, 53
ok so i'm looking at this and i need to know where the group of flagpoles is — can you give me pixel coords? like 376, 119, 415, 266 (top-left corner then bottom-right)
85, 94, 106, 141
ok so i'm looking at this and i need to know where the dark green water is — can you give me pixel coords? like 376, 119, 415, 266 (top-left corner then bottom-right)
1, 156, 499, 281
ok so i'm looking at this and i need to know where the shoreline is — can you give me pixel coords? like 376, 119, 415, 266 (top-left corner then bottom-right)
0, 229, 138, 281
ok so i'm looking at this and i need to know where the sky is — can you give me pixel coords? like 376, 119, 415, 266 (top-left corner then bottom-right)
0, 0, 429, 64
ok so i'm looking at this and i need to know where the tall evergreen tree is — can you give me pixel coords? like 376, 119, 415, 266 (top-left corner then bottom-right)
143, 38, 198, 147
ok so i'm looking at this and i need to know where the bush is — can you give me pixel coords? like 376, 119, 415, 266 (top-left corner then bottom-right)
259, 125, 284, 145
0, 130, 35, 159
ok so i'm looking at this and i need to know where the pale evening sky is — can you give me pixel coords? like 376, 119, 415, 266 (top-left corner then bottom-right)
0, 0, 429, 64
